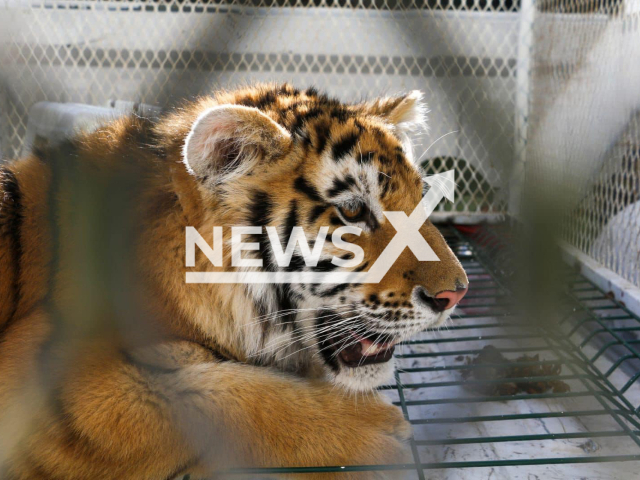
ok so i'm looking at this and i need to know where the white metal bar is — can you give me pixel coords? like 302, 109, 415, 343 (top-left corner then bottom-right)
508, 0, 534, 218
560, 240, 640, 319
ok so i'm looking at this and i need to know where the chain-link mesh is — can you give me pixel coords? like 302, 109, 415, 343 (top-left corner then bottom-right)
524, 1, 640, 288
0, 0, 522, 217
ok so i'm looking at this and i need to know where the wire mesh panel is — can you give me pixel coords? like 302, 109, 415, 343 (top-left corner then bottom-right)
523, 0, 640, 287
0, 0, 522, 216
569, 113, 640, 287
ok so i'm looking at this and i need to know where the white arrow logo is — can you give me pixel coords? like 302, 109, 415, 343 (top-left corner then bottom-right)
186, 170, 455, 284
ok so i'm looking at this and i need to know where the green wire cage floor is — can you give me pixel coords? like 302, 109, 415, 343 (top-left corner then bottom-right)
220, 225, 640, 479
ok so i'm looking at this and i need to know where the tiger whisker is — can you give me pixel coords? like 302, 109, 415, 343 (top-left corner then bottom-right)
275, 318, 369, 362
416, 129, 459, 164
250, 314, 366, 358
269, 324, 365, 362
243, 303, 357, 327
330, 324, 371, 360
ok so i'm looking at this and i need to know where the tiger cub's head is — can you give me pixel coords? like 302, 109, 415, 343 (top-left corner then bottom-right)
172, 84, 468, 391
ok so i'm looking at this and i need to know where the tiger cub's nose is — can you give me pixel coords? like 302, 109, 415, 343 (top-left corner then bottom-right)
414, 285, 468, 312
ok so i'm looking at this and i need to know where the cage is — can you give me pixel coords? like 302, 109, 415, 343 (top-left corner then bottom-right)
1, 0, 639, 478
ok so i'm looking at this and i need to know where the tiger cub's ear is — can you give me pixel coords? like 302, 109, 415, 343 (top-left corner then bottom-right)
183, 105, 291, 188
360, 91, 427, 136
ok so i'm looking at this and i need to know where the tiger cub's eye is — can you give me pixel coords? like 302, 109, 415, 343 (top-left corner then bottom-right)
338, 204, 366, 222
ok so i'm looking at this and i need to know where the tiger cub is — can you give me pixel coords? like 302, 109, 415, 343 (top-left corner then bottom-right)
0, 84, 467, 479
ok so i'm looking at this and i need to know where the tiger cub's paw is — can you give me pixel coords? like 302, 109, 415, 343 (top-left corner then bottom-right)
344, 399, 413, 467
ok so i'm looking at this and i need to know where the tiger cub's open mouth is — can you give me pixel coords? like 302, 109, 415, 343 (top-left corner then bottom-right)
335, 331, 397, 368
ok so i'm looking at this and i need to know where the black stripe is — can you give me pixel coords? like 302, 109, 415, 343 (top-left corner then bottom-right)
379, 172, 391, 197
331, 132, 359, 162
252, 289, 271, 317
319, 261, 368, 298
308, 204, 327, 224
330, 108, 349, 123
316, 311, 340, 373
248, 190, 274, 270
285, 254, 306, 272
301, 107, 324, 123
283, 199, 298, 242
290, 107, 324, 136
280, 101, 303, 117
319, 283, 352, 297
294, 176, 322, 202
354, 260, 369, 272
360, 151, 375, 163
275, 284, 298, 327
277, 84, 300, 96
0, 167, 23, 333
254, 90, 277, 110
285, 200, 298, 227
277, 199, 299, 267
313, 120, 331, 154
366, 208, 380, 231
327, 177, 351, 198
370, 126, 388, 142
249, 190, 273, 228
378, 154, 391, 165
296, 129, 312, 149
310, 258, 338, 272
330, 215, 342, 226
